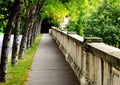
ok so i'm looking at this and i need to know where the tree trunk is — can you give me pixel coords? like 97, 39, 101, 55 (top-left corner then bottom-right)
18, 0, 38, 59
118, 42, 120, 49
36, 0, 46, 35
30, 24, 35, 45
38, 20, 42, 35
32, 15, 41, 42
0, 0, 21, 82
33, 23, 37, 42
26, 28, 31, 49
23, 2, 31, 50
30, 12, 37, 45
11, 0, 22, 66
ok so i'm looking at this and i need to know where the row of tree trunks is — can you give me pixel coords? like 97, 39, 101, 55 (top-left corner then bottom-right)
18, 0, 39, 59
0, 0, 46, 82
0, 0, 22, 82
11, 0, 22, 66
28, 8, 39, 48
19, 0, 46, 58
26, 0, 46, 49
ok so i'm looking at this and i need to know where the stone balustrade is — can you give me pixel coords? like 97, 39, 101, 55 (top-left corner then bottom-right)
51, 26, 120, 85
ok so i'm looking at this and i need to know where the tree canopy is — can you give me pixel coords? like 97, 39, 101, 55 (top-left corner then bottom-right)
83, 0, 120, 47
40, 0, 68, 26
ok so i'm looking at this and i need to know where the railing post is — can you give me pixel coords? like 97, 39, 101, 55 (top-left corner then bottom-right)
67, 31, 76, 34
81, 37, 102, 85
84, 37, 102, 43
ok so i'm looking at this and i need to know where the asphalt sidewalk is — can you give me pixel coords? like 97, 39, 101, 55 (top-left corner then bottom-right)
26, 34, 79, 85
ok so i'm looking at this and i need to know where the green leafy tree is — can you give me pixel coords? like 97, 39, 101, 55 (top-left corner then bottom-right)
40, 0, 68, 27
65, 0, 103, 36
84, 2, 120, 47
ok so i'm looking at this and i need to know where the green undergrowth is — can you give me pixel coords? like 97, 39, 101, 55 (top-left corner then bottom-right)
0, 34, 42, 85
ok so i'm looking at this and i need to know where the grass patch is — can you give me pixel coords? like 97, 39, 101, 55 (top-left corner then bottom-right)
0, 34, 42, 85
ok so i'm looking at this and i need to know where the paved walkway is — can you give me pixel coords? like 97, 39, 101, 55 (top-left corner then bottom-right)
26, 34, 79, 85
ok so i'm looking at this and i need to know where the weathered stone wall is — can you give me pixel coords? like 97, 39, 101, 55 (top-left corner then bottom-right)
51, 26, 120, 85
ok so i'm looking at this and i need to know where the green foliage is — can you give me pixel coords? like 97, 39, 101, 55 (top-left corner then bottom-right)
64, 0, 120, 47
65, 16, 84, 36
28, 0, 34, 3
65, 0, 102, 36
40, 0, 68, 27
84, 2, 120, 46
0, 1, 13, 33
65, 0, 84, 35
60, 0, 70, 4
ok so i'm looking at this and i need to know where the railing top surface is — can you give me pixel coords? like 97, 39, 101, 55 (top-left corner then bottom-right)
89, 43, 120, 59
69, 34, 84, 42
52, 26, 84, 42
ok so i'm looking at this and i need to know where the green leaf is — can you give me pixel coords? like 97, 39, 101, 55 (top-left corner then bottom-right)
28, 0, 34, 3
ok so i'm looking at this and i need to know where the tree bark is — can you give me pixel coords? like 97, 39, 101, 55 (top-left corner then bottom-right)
30, 23, 35, 45
118, 42, 120, 49
29, 10, 38, 46
11, 0, 22, 66
0, 0, 21, 82
26, 28, 31, 49
32, 15, 41, 42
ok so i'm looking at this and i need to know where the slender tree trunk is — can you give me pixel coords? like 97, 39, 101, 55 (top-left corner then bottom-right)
118, 42, 120, 49
33, 15, 41, 41
30, 6, 38, 44
18, 0, 38, 59
30, 12, 37, 45
30, 24, 35, 45
38, 20, 42, 35
37, 0, 46, 35
37, 19, 42, 35
33, 26, 36, 42
0, 0, 21, 82
35, 20, 42, 37
26, 28, 31, 49
11, 0, 22, 66
23, 2, 31, 50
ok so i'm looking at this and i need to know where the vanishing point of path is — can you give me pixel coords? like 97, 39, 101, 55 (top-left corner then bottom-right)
26, 34, 79, 85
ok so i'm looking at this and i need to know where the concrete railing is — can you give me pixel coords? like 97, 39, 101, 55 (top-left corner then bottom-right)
51, 26, 120, 85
